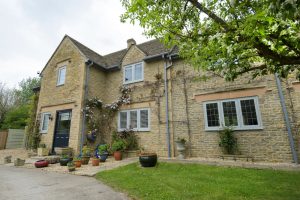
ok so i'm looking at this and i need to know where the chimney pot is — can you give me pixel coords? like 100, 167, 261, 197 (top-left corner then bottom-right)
127, 38, 136, 49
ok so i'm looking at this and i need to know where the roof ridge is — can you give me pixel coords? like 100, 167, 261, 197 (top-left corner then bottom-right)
137, 38, 160, 46
103, 48, 127, 57
67, 35, 104, 58
102, 38, 160, 57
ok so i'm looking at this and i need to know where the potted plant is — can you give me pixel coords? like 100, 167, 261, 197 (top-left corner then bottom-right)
35, 160, 49, 168
219, 127, 237, 154
98, 144, 109, 162
73, 156, 82, 168
81, 146, 91, 165
67, 161, 75, 172
14, 158, 25, 166
139, 152, 158, 167
37, 143, 49, 156
175, 137, 186, 159
111, 140, 126, 161
59, 155, 70, 166
87, 129, 97, 142
91, 157, 100, 166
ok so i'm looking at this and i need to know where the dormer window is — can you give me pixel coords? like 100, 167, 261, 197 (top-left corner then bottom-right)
57, 66, 66, 86
123, 62, 143, 84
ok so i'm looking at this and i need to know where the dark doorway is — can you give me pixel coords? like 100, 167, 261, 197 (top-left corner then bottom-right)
53, 110, 72, 151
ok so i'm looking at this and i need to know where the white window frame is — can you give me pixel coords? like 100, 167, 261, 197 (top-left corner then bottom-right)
40, 112, 51, 133
57, 66, 66, 86
123, 62, 144, 84
203, 96, 263, 131
118, 108, 150, 132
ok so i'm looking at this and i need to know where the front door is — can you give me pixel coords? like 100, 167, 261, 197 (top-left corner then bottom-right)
53, 110, 72, 150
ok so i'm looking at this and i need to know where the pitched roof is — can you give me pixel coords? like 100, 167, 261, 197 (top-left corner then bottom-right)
67, 35, 175, 70
68, 36, 107, 67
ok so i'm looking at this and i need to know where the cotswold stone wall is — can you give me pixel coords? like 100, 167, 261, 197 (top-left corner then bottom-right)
37, 38, 298, 162
169, 61, 296, 162
92, 44, 298, 162
37, 38, 86, 152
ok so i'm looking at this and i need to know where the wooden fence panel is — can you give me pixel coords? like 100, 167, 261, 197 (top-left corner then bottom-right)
0, 130, 8, 149
6, 129, 25, 149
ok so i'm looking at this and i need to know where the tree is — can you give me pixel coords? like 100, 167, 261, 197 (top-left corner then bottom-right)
0, 82, 16, 128
121, 0, 300, 80
1, 105, 29, 129
15, 77, 40, 105
0, 77, 40, 130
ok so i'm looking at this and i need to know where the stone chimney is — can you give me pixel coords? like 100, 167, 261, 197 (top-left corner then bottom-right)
127, 38, 136, 49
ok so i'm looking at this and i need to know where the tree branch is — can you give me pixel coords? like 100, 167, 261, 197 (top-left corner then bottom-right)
187, 0, 231, 31
254, 41, 300, 65
236, 63, 267, 75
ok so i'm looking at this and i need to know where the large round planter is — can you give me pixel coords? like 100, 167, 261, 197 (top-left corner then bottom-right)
74, 160, 82, 168
35, 160, 49, 168
139, 153, 157, 167
114, 151, 122, 161
81, 156, 90, 165
99, 153, 108, 162
91, 158, 100, 166
59, 158, 69, 166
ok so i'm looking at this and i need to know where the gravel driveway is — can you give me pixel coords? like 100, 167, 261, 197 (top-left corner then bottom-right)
0, 165, 128, 200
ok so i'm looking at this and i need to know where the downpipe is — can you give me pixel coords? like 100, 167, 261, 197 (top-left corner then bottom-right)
163, 54, 172, 158
80, 59, 93, 156
275, 73, 298, 164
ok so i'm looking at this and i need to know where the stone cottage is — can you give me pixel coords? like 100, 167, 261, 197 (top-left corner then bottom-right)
36, 35, 300, 163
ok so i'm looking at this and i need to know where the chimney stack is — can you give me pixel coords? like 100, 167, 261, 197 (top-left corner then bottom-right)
127, 38, 136, 49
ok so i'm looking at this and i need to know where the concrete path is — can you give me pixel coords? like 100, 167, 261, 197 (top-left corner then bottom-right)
0, 165, 128, 200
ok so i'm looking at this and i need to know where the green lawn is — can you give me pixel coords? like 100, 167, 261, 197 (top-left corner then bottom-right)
96, 162, 300, 200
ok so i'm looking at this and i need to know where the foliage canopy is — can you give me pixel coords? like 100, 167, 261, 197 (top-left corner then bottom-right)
121, 0, 300, 80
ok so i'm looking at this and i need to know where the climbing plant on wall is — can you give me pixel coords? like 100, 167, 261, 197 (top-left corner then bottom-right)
85, 86, 132, 145
25, 93, 40, 150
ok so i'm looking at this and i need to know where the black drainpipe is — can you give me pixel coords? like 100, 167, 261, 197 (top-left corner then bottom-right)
80, 59, 93, 156
275, 73, 298, 164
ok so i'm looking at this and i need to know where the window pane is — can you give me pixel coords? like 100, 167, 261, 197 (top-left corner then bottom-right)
134, 63, 142, 80
58, 67, 66, 85
129, 111, 137, 129
120, 112, 127, 129
140, 110, 149, 128
125, 67, 132, 82
42, 114, 50, 131
222, 101, 238, 126
241, 99, 258, 125
206, 103, 220, 127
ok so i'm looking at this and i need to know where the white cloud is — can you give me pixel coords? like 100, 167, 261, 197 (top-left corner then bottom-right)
0, 0, 148, 88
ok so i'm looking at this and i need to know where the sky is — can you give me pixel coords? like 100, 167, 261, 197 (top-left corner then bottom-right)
0, 0, 148, 88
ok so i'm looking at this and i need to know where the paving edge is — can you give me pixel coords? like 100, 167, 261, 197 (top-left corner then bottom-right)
159, 158, 300, 171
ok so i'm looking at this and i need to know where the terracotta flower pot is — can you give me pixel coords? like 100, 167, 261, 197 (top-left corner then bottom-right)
91, 158, 100, 166
74, 160, 81, 168
114, 151, 122, 161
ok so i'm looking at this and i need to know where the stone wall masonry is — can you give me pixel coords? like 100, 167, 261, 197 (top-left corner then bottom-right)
37, 37, 300, 163
37, 37, 86, 153
86, 44, 299, 162
169, 60, 294, 162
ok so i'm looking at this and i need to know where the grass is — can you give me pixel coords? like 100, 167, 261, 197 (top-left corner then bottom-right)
96, 162, 300, 200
